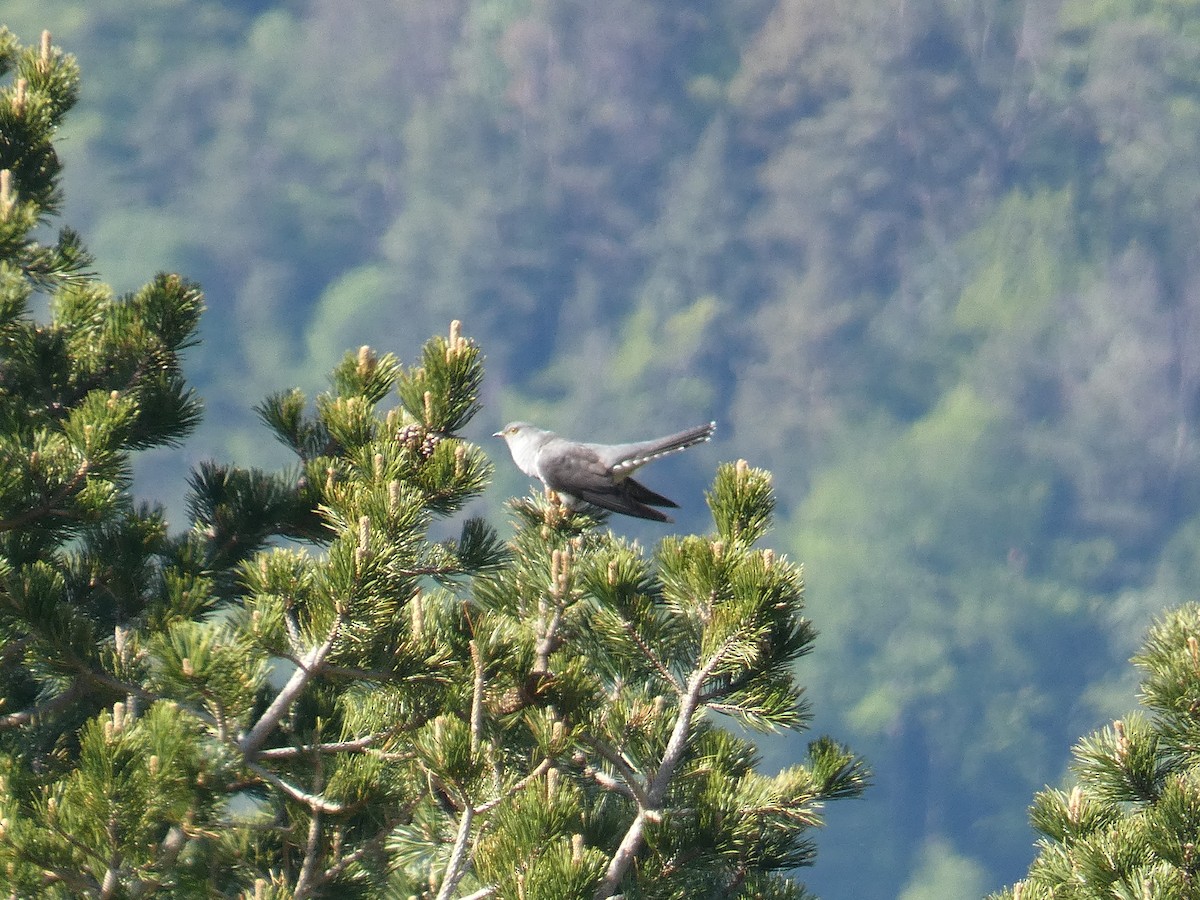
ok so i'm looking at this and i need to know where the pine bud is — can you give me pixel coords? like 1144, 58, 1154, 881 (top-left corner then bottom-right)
40, 31, 52, 67
359, 515, 371, 547
571, 832, 584, 864
546, 766, 559, 796
762, 549, 774, 570
411, 591, 424, 642
0, 170, 10, 219
149, 755, 160, 777
1113, 720, 1128, 759
389, 479, 401, 512
551, 546, 573, 597
374, 453, 384, 480
447, 320, 463, 360
108, 390, 120, 409
357, 345, 375, 377
454, 443, 466, 478
112, 702, 125, 732
1190, 635, 1199, 673
1067, 785, 1082, 824
182, 658, 194, 677
12, 80, 25, 117
423, 390, 434, 425
736, 458, 749, 480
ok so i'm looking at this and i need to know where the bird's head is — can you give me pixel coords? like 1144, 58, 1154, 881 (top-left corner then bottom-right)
493, 422, 535, 442
493, 422, 548, 476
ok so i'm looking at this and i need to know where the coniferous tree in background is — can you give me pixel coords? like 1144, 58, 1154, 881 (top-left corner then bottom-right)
992, 604, 1200, 900
0, 30, 866, 898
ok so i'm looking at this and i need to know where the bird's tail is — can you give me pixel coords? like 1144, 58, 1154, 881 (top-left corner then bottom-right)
609, 421, 716, 475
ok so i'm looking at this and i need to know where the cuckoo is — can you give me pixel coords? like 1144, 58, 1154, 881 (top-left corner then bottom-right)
494, 420, 716, 522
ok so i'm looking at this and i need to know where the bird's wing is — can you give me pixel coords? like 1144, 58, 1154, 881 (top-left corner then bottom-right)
574, 486, 673, 522
537, 441, 675, 521
536, 439, 614, 495
564, 482, 672, 525
623, 477, 679, 509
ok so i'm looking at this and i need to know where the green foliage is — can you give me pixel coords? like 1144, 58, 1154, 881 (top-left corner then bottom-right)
0, 30, 861, 898
20, 0, 1200, 893
994, 603, 1200, 899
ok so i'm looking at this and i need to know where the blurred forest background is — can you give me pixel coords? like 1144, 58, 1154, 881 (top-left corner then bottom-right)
8, 0, 1200, 896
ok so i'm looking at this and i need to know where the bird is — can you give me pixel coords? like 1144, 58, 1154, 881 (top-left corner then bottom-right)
493, 420, 716, 522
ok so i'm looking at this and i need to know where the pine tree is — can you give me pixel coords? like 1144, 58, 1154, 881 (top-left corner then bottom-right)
0, 29, 866, 898
992, 603, 1200, 900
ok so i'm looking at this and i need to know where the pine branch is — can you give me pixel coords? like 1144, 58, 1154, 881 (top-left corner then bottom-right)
243, 759, 347, 815
579, 736, 651, 808
534, 546, 573, 674
319, 815, 405, 886
294, 778, 325, 900
616, 616, 683, 692
0, 459, 89, 532
254, 735, 378, 760
0, 678, 82, 728
435, 801, 476, 900
578, 761, 638, 801
435, 631, 490, 899
469, 639, 484, 755
37, 864, 103, 895
239, 612, 343, 756
593, 636, 737, 899
79, 663, 218, 731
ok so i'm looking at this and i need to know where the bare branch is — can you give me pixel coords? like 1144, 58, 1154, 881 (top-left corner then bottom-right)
579, 737, 650, 808
593, 637, 736, 899
243, 759, 347, 815
239, 613, 343, 756
434, 802, 475, 900
255, 735, 378, 760
469, 639, 484, 756
294, 791, 324, 899
617, 618, 683, 693
579, 763, 638, 800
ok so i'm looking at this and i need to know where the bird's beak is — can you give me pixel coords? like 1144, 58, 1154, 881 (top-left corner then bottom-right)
492, 430, 503, 438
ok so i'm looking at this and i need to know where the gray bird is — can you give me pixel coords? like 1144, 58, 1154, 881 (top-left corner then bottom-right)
493, 420, 716, 522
